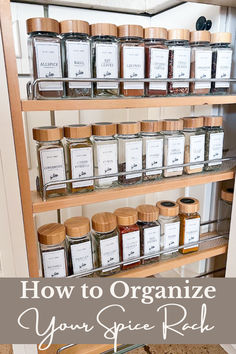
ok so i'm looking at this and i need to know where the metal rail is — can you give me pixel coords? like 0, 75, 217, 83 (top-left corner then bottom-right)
57, 344, 145, 354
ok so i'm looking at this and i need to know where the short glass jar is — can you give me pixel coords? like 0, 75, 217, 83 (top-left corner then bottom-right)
114, 207, 141, 270
217, 187, 233, 235
177, 197, 201, 254
211, 32, 233, 95
182, 116, 205, 174
91, 212, 120, 276
167, 29, 191, 95
64, 124, 94, 194
204, 116, 224, 171
26, 17, 63, 99
144, 27, 169, 96
137, 204, 160, 264
157, 201, 180, 259
162, 119, 185, 177
33, 126, 67, 198
38, 223, 68, 278
60, 20, 92, 98
190, 30, 212, 95
141, 120, 163, 181
117, 122, 142, 185
92, 122, 118, 188
65, 216, 93, 276
119, 25, 145, 97
91, 23, 119, 97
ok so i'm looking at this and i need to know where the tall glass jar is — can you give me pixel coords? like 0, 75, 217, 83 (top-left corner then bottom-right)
117, 122, 142, 185
162, 119, 185, 177
217, 187, 233, 235
157, 201, 180, 259
144, 27, 168, 96
204, 116, 224, 171
141, 120, 163, 181
182, 116, 205, 174
119, 25, 145, 97
92, 122, 118, 188
91, 212, 120, 276
114, 207, 141, 270
33, 126, 67, 198
190, 30, 212, 95
38, 223, 68, 278
26, 17, 63, 99
60, 20, 92, 98
91, 23, 119, 97
211, 32, 232, 95
167, 29, 191, 95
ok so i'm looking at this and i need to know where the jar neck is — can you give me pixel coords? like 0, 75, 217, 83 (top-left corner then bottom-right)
93, 135, 115, 141
67, 233, 90, 241
119, 223, 137, 228
138, 220, 157, 224
120, 36, 143, 42
183, 127, 198, 132
37, 140, 61, 145
167, 40, 189, 46
61, 33, 89, 40
93, 35, 117, 41
118, 133, 140, 138
94, 229, 116, 235
190, 41, 210, 47
67, 137, 90, 143
144, 38, 166, 45
180, 212, 199, 217
159, 214, 178, 220
141, 132, 160, 136
211, 43, 231, 48
204, 126, 222, 129
30, 31, 58, 38
162, 130, 181, 134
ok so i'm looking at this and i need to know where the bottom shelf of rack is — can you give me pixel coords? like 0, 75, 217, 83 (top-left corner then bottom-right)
41, 344, 114, 354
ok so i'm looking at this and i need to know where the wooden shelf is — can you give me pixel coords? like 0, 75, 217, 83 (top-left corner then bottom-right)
21, 95, 236, 111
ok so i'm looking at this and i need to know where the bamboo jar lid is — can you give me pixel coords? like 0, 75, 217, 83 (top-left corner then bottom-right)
190, 30, 210, 43
92, 122, 117, 136
163, 119, 183, 131
114, 207, 138, 226
183, 116, 204, 129
38, 223, 66, 245
156, 201, 179, 217
117, 121, 140, 135
91, 23, 117, 37
168, 29, 190, 41
26, 17, 59, 34
118, 24, 143, 38
92, 212, 117, 233
60, 20, 90, 35
64, 216, 90, 237
137, 204, 159, 222
204, 116, 223, 127
211, 32, 232, 44
141, 120, 163, 133
33, 126, 63, 141
64, 124, 91, 139
177, 197, 199, 213
221, 188, 234, 202
144, 27, 167, 40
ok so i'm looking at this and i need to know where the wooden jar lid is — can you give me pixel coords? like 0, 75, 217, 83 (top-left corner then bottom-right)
26, 17, 59, 34
141, 120, 163, 133
177, 197, 199, 213
211, 32, 232, 44
168, 29, 190, 41
118, 24, 143, 38
92, 122, 117, 136
33, 126, 63, 141
156, 201, 179, 217
60, 20, 90, 35
117, 121, 140, 135
91, 23, 117, 37
92, 212, 117, 233
64, 216, 90, 237
137, 204, 159, 222
163, 119, 183, 131
204, 116, 223, 127
38, 223, 66, 245
114, 207, 138, 226
144, 27, 167, 40
64, 124, 91, 139
183, 116, 204, 129
221, 188, 234, 202
190, 30, 210, 43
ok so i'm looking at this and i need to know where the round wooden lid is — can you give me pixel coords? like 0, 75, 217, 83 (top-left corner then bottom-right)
92, 122, 117, 136
177, 197, 199, 213
163, 119, 183, 131
168, 28, 190, 41
137, 204, 159, 222
114, 207, 138, 226
190, 30, 210, 43
221, 187, 234, 202
92, 212, 117, 232
118, 24, 143, 38
211, 32, 232, 44
91, 23, 117, 37
33, 126, 63, 141
156, 201, 179, 217
64, 124, 91, 139
64, 216, 90, 237
204, 116, 223, 127
144, 27, 167, 40
141, 120, 163, 133
38, 223, 66, 245
117, 121, 140, 135
60, 20, 90, 35
183, 116, 204, 129
26, 17, 59, 34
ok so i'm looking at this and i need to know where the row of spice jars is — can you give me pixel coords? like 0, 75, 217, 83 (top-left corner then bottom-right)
37, 197, 201, 277
26, 17, 233, 99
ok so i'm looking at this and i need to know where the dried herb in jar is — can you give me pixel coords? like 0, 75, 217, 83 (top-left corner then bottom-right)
204, 116, 224, 171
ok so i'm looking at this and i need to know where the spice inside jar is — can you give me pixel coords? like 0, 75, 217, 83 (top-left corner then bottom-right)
217, 187, 233, 235
204, 116, 224, 171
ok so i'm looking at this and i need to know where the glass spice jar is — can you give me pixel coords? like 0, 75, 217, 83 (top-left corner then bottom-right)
190, 30, 212, 95
177, 197, 201, 254
64, 124, 94, 194
38, 223, 68, 278
91, 23, 119, 97
141, 120, 163, 181
117, 122, 142, 185
114, 207, 141, 270
167, 29, 191, 95
137, 204, 160, 264
26, 17, 63, 99
119, 24, 145, 97
162, 119, 185, 177
144, 27, 169, 96
217, 187, 233, 235
211, 32, 233, 95
33, 126, 67, 198
92, 122, 118, 188
157, 201, 180, 259
91, 212, 120, 276
60, 20, 92, 98
204, 116, 224, 171
64, 216, 93, 276
182, 116, 205, 174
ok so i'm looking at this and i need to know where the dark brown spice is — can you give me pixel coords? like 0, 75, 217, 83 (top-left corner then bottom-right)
118, 162, 142, 185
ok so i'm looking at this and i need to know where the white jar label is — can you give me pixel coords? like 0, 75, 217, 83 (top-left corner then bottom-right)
125, 140, 142, 179
195, 50, 212, 89
96, 43, 118, 89
149, 48, 169, 91
70, 147, 93, 188
40, 148, 66, 190
42, 249, 66, 278
71, 241, 93, 274
66, 41, 91, 89
123, 46, 144, 90
189, 134, 205, 170
122, 230, 140, 265
145, 138, 163, 176
164, 222, 180, 251
215, 49, 232, 88
172, 47, 191, 88
100, 236, 120, 272
144, 226, 160, 258
35, 41, 63, 91
184, 218, 200, 250
208, 132, 224, 166
166, 136, 185, 172
97, 143, 118, 186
